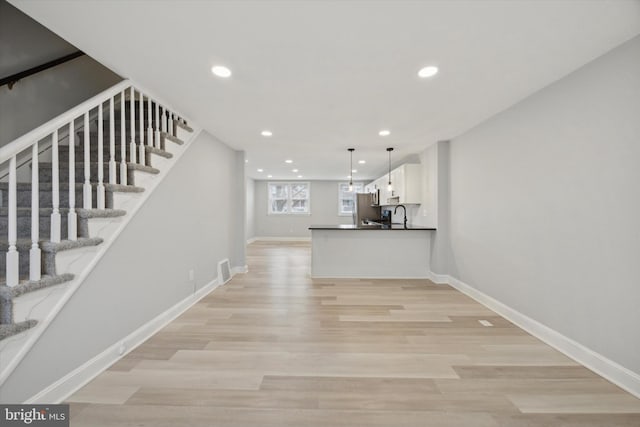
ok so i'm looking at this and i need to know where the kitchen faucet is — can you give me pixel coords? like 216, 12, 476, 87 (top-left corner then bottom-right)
394, 204, 407, 229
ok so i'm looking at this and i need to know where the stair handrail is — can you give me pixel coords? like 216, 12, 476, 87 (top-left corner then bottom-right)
0, 51, 86, 90
0, 80, 131, 162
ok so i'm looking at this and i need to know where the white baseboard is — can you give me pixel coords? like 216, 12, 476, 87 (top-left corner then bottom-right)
26, 277, 220, 404
441, 273, 640, 399
253, 236, 311, 242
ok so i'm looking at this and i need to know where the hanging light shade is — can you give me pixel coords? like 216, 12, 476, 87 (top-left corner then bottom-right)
386, 147, 393, 191
348, 148, 355, 191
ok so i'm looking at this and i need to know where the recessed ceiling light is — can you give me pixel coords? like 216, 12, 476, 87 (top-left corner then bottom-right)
261, 130, 272, 137
267, 174, 272, 178
297, 175, 303, 178
379, 130, 390, 137
211, 65, 232, 78
358, 160, 366, 164
418, 66, 439, 78
257, 168, 263, 172
245, 159, 248, 163
347, 175, 352, 179
292, 169, 299, 173
352, 169, 357, 173
285, 159, 293, 164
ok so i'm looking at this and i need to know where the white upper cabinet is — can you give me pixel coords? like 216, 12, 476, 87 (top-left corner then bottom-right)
367, 163, 422, 205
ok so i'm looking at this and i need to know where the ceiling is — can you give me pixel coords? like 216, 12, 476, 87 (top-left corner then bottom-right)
9, 0, 640, 181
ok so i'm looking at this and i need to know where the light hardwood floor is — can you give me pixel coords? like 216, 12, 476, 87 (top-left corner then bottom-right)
67, 241, 640, 426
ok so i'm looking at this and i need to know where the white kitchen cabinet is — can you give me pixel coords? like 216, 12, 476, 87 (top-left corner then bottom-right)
373, 163, 422, 205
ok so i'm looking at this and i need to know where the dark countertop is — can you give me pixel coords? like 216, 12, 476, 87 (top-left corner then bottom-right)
309, 224, 436, 231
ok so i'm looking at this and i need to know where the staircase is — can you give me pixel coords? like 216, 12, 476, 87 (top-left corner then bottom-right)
0, 80, 194, 376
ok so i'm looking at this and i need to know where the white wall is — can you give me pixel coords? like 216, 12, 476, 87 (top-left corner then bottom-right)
254, 180, 364, 238
446, 35, 640, 375
0, 0, 121, 146
245, 177, 256, 242
0, 131, 244, 402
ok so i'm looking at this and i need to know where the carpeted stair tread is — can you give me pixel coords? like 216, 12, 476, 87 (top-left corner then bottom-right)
75, 208, 126, 219
0, 237, 103, 253
0, 182, 144, 193
40, 237, 103, 253
0, 207, 126, 217
161, 132, 184, 145
146, 146, 173, 158
0, 273, 75, 299
175, 121, 193, 132
0, 320, 37, 340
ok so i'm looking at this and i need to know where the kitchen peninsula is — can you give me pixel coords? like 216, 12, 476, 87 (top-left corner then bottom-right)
309, 224, 435, 278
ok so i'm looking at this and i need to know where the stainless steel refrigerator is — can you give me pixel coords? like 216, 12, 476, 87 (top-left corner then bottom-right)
353, 193, 381, 226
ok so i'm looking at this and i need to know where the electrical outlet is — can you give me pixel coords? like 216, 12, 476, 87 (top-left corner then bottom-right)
188, 269, 195, 281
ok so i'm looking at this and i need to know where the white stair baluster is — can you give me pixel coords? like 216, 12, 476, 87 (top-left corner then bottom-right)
154, 99, 160, 149
6, 155, 19, 287
170, 112, 175, 136
108, 97, 116, 185
67, 120, 77, 241
138, 92, 146, 166
97, 103, 106, 209
30, 143, 41, 281
129, 87, 137, 164
146, 96, 153, 152
120, 90, 128, 185
50, 129, 61, 243
161, 106, 167, 134
83, 112, 92, 209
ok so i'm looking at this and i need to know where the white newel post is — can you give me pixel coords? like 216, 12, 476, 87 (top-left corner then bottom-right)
138, 92, 146, 166
154, 100, 160, 149
83, 112, 92, 209
109, 97, 117, 185
129, 87, 137, 164
147, 96, 153, 153
67, 120, 77, 241
29, 143, 41, 281
120, 90, 128, 185
6, 156, 19, 287
96, 103, 106, 209
50, 129, 61, 243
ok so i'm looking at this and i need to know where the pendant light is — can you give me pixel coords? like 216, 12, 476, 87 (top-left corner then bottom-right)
386, 147, 394, 191
348, 148, 355, 191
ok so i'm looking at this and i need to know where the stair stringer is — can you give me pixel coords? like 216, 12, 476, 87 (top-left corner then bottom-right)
0, 125, 202, 387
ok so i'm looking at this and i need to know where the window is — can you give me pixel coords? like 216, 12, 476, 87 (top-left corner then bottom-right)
268, 182, 310, 214
338, 182, 364, 216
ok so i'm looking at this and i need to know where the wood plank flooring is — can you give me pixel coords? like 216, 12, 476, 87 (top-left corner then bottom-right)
67, 241, 640, 426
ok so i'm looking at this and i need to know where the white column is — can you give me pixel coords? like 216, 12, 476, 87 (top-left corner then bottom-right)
50, 129, 61, 243
120, 90, 128, 185
129, 86, 137, 164
83, 112, 92, 209
138, 92, 146, 166
108, 97, 117, 185
96, 103, 106, 209
67, 121, 77, 241
6, 156, 19, 287
29, 143, 41, 281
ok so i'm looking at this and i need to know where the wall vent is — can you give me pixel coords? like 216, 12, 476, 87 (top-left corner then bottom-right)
218, 259, 232, 285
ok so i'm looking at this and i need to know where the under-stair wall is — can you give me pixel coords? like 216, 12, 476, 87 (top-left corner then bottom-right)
0, 130, 246, 402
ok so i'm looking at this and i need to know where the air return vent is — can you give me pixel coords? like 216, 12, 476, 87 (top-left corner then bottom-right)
218, 259, 231, 285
